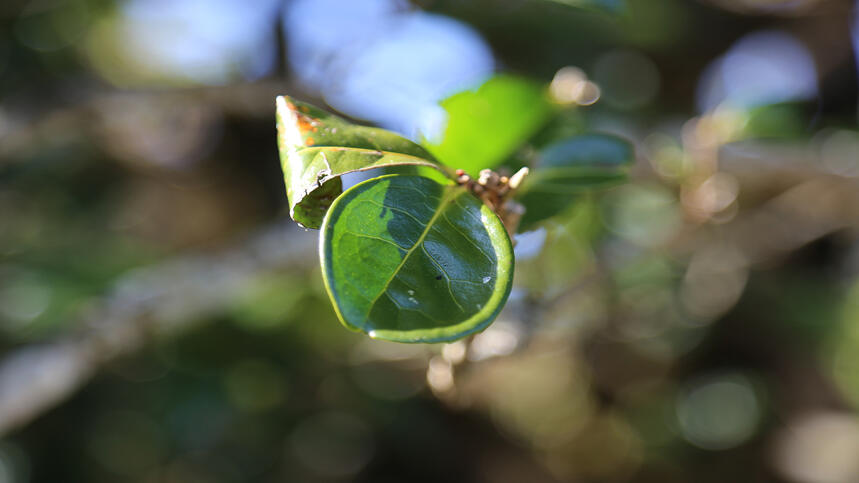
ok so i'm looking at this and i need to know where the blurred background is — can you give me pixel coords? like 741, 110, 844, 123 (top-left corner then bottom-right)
2, 0, 859, 481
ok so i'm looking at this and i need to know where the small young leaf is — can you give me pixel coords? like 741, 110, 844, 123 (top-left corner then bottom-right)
422, 76, 556, 176
320, 174, 514, 343
276, 96, 452, 229
517, 133, 634, 231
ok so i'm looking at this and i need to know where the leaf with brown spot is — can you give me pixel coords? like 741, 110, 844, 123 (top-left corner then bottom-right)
276, 96, 453, 228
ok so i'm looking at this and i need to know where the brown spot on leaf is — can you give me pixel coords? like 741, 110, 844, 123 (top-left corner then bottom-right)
285, 101, 318, 133
296, 114, 319, 134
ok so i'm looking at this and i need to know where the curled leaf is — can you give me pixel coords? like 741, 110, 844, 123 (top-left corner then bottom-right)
276, 96, 452, 228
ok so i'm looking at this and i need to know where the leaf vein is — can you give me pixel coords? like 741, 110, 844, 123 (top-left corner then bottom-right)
340, 231, 409, 250
359, 199, 425, 226
383, 291, 444, 324
441, 212, 493, 263
452, 195, 485, 226
421, 244, 466, 314
388, 183, 443, 202
364, 189, 462, 319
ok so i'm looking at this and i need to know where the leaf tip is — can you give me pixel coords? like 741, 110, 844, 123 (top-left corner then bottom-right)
275, 95, 289, 116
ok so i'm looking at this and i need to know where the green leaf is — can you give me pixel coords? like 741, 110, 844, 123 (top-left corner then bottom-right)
276, 96, 453, 229
517, 133, 633, 231
739, 102, 806, 141
320, 174, 514, 343
422, 75, 556, 176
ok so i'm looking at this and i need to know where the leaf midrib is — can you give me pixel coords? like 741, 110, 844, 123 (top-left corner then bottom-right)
299, 146, 441, 167
363, 186, 463, 320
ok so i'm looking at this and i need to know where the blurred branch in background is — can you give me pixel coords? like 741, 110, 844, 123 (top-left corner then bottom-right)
0, 223, 315, 436
721, 143, 859, 265
0, 81, 313, 169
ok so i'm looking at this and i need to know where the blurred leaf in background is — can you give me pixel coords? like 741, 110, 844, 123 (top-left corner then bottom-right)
423, 75, 555, 175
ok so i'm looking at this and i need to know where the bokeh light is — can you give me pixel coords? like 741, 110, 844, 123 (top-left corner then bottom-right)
676, 373, 762, 450
86, 0, 280, 86
603, 184, 683, 247
772, 412, 859, 483
284, 0, 493, 137
697, 30, 818, 112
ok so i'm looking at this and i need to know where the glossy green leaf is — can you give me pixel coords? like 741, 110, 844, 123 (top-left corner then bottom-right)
517, 133, 634, 231
320, 174, 514, 343
276, 96, 453, 229
422, 76, 556, 176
